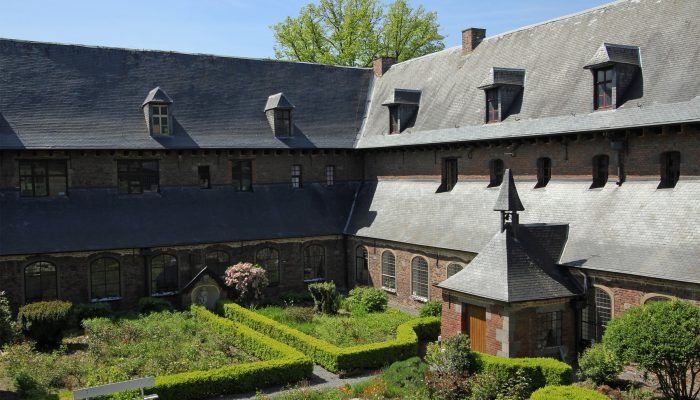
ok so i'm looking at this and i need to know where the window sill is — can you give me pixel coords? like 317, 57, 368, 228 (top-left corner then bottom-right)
411, 295, 428, 303
151, 291, 178, 297
382, 286, 397, 294
90, 296, 122, 303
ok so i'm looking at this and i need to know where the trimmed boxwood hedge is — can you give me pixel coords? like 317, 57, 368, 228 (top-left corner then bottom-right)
531, 385, 608, 399
146, 305, 312, 400
223, 301, 441, 373
476, 352, 573, 393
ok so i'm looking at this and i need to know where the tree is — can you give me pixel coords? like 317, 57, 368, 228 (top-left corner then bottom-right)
603, 300, 700, 400
272, 0, 445, 67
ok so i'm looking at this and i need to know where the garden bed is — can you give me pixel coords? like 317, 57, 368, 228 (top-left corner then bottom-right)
255, 305, 414, 347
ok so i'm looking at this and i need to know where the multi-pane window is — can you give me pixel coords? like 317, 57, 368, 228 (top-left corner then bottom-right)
198, 165, 211, 189
355, 246, 369, 285
486, 88, 500, 123
644, 295, 671, 304
117, 160, 159, 194
150, 254, 178, 295
538, 311, 562, 348
447, 263, 463, 278
591, 154, 609, 188
233, 160, 252, 191
582, 287, 612, 342
442, 158, 458, 192
291, 164, 302, 188
381, 251, 396, 290
151, 105, 170, 134
594, 68, 614, 110
411, 257, 429, 299
24, 261, 57, 303
389, 105, 400, 134
19, 160, 68, 197
303, 245, 325, 280
275, 109, 292, 137
90, 257, 120, 300
256, 247, 280, 286
325, 165, 335, 186
536, 157, 552, 188
659, 151, 681, 189
489, 159, 505, 187
205, 250, 230, 276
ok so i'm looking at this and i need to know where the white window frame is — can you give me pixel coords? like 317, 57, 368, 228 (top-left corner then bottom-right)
151, 104, 170, 135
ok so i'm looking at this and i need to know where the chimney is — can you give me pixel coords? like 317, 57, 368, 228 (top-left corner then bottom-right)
462, 28, 486, 55
373, 56, 396, 77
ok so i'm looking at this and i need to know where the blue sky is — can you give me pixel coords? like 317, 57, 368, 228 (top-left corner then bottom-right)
0, 0, 611, 59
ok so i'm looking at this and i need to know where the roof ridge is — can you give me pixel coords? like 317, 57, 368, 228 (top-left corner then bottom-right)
0, 37, 372, 71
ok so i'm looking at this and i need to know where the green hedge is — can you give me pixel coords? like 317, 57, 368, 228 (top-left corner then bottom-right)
148, 305, 312, 400
531, 385, 608, 400
476, 352, 573, 393
223, 301, 440, 373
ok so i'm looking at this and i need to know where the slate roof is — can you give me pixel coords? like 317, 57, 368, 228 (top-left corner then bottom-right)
264, 93, 295, 111
438, 224, 579, 302
493, 170, 524, 212
0, 39, 371, 149
346, 179, 700, 285
0, 183, 359, 255
142, 87, 173, 106
358, 0, 700, 148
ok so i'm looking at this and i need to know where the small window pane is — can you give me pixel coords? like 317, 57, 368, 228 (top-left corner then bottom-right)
381, 251, 396, 289
411, 257, 429, 299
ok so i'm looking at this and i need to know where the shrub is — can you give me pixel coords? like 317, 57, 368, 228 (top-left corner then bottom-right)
278, 291, 313, 307
475, 352, 573, 393
419, 299, 442, 317
425, 333, 477, 375
283, 306, 315, 323
345, 287, 388, 314
308, 282, 338, 315
17, 300, 72, 348
469, 368, 531, 400
577, 343, 623, 385
224, 262, 269, 304
530, 385, 608, 400
73, 302, 112, 325
603, 299, 700, 400
0, 290, 17, 346
138, 296, 174, 314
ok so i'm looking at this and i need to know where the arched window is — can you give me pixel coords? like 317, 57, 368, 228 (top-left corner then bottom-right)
582, 286, 613, 342
381, 251, 396, 290
355, 246, 369, 285
643, 294, 672, 304
205, 250, 230, 276
536, 157, 552, 188
659, 151, 680, 189
303, 245, 325, 280
446, 263, 463, 278
489, 159, 504, 187
591, 154, 609, 188
150, 254, 178, 295
90, 257, 120, 300
411, 257, 429, 299
24, 261, 57, 303
256, 247, 280, 286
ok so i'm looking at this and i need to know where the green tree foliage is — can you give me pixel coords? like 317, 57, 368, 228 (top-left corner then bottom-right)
577, 343, 623, 385
603, 300, 700, 400
272, 0, 445, 67
308, 282, 339, 314
0, 290, 17, 346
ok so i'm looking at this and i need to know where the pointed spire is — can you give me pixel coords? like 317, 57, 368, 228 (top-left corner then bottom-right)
494, 169, 524, 212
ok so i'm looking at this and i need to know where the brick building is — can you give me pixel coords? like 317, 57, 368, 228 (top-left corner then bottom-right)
1, 0, 699, 361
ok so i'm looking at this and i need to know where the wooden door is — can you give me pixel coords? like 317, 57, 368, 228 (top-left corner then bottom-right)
462, 304, 487, 352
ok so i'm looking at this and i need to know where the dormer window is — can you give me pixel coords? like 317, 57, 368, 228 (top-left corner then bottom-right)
591, 154, 609, 188
151, 105, 170, 134
478, 67, 525, 123
489, 159, 504, 187
383, 89, 420, 134
584, 43, 641, 111
265, 93, 294, 138
659, 151, 680, 189
142, 87, 173, 136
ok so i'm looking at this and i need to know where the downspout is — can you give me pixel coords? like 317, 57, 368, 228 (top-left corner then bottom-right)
574, 269, 590, 356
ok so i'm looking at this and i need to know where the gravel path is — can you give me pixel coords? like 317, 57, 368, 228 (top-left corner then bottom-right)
209, 365, 377, 400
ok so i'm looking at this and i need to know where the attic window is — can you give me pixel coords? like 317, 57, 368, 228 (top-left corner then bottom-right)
383, 89, 420, 134
142, 87, 174, 136
489, 159, 504, 187
584, 43, 641, 111
441, 158, 458, 192
151, 105, 170, 134
659, 151, 680, 189
478, 68, 525, 123
536, 157, 551, 188
594, 68, 614, 111
591, 154, 609, 189
486, 89, 499, 123
264, 93, 294, 138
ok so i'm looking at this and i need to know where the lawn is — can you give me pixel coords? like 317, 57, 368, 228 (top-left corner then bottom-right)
254, 306, 415, 347
0, 310, 258, 399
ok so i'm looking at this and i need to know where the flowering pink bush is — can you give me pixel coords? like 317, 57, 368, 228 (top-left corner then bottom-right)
224, 262, 269, 304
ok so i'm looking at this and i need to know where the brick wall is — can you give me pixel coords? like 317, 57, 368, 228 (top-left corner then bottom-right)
440, 291, 507, 357
0, 235, 345, 311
